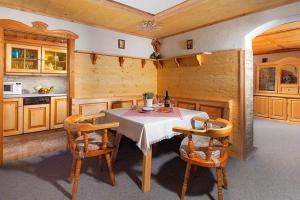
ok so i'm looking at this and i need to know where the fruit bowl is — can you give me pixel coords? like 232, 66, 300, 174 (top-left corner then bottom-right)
37, 86, 54, 94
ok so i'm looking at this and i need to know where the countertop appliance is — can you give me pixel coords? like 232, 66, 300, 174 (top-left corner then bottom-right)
4, 82, 22, 95
23, 96, 51, 105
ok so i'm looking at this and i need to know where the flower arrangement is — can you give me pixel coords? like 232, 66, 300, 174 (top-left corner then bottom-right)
143, 92, 154, 99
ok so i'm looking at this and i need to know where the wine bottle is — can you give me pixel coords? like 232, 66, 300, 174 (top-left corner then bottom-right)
164, 90, 170, 107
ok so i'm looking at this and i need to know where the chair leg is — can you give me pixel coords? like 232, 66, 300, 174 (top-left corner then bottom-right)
72, 159, 82, 200
180, 162, 192, 200
105, 153, 116, 186
222, 167, 228, 190
68, 158, 76, 183
216, 167, 223, 200
98, 155, 103, 171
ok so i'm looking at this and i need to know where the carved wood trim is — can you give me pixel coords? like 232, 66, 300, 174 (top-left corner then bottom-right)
0, 19, 78, 39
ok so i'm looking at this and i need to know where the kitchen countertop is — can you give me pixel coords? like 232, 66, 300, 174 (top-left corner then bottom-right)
4, 93, 67, 99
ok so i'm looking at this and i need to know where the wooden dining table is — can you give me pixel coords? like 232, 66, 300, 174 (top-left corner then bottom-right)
102, 107, 209, 192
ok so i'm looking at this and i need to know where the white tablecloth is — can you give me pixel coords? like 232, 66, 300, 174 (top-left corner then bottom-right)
102, 108, 209, 155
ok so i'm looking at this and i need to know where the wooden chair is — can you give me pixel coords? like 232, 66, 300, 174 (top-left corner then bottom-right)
173, 117, 232, 200
64, 113, 119, 200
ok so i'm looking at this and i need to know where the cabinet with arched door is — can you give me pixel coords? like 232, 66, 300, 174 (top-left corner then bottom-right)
254, 57, 300, 123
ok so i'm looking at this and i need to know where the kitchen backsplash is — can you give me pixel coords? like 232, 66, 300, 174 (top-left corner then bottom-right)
4, 75, 67, 94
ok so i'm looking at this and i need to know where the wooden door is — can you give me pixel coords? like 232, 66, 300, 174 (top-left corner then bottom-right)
254, 96, 269, 118
3, 98, 23, 136
51, 96, 67, 129
269, 97, 287, 120
287, 99, 300, 122
24, 104, 49, 133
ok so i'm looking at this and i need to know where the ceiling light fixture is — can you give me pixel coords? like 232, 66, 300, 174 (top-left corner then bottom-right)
137, 20, 161, 31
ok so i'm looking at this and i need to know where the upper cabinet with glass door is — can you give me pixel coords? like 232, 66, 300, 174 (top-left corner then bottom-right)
256, 64, 278, 93
6, 43, 41, 73
42, 47, 67, 74
278, 58, 300, 95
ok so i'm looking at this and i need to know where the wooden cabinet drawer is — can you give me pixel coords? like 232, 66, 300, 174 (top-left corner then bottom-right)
280, 86, 298, 95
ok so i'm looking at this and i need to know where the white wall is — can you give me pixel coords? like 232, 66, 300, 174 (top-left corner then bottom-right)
254, 51, 300, 63
160, 1, 300, 57
0, 7, 153, 58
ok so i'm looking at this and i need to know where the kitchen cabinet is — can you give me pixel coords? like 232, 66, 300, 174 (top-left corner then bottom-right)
42, 47, 67, 74
278, 62, 299, 95
269, 97, 287, 120
287, 99, 300, 122
24, 104, 50, 133
5, 43, 67, 74
254, 96, 269, 118
50, 96, 68, 129
256, 64, 277, 94
6, 43, 41, 73
3, 98, 23, 136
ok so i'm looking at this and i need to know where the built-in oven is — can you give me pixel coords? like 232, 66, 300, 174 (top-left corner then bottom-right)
4, 82, 22, 95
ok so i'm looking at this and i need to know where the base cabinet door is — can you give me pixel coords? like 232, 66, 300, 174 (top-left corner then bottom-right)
254, 96, 269, 118
3, 98, 23, 136
288, 99, 300, 122
24, 104, 49, 133
51, 96, 67, 129
269, 97, 287, 120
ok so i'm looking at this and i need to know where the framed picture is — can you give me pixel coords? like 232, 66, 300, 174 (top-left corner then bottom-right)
186, 39, 193, 50
118, 39, 125, 49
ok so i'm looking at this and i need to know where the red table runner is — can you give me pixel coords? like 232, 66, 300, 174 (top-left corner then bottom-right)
121, 107, 183, 119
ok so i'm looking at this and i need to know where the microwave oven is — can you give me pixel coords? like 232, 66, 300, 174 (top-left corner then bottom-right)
4, 82, 22, 95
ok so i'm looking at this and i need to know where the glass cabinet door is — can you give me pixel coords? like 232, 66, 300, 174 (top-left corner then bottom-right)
258, 66, 277, 92
7, 44, 41, 73
42, 48, 67, 73
280, 65, 298, 84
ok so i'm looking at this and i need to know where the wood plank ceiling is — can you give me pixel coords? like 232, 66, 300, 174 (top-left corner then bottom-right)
0, 0, 297, 39
253, 21, 300, 55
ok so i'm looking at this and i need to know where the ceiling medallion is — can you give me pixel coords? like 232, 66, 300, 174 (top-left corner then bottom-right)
137, 20, 161, 31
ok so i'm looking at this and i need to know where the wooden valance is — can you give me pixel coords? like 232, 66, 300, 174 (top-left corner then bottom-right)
0, 19, 78, 40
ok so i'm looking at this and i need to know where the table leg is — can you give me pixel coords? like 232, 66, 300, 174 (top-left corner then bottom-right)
142, 146, 152, 192
112, 132, 122, 162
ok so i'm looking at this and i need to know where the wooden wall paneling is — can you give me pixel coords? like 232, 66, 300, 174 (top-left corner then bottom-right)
67, 39, 75, 115
74, 53, 157, 99
177, 101, 197, 110
0, 27, 4, 166
269, 97, 287, 120
79, 102, 108, 115
111, 100, 134, 109
199, 104, 224, 119
157, 50, 240, 158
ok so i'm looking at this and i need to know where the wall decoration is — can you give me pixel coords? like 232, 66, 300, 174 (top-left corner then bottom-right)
150, 39, 161, 59
186, 39, 193, 50
118, 39, 125, 49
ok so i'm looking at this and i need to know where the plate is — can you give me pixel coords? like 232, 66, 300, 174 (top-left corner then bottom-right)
142, 107, 154, 111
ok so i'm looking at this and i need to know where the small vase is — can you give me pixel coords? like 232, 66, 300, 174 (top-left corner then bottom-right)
145, 98, 153, 107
